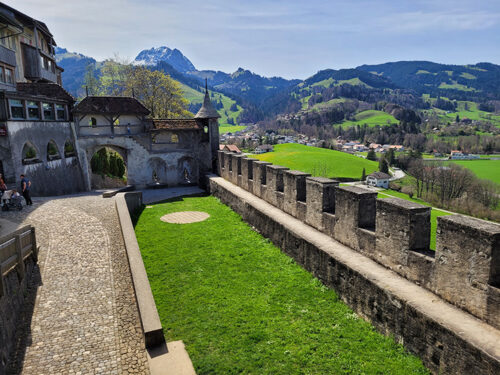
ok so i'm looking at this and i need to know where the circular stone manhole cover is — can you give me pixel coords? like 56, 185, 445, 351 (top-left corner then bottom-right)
160, 211, 210, 224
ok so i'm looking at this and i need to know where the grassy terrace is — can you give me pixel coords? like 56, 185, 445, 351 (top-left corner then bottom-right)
253, 144, 378, 179
136, 196, 428, 374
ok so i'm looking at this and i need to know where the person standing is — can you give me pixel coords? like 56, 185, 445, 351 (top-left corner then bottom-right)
20, 174, 32, 205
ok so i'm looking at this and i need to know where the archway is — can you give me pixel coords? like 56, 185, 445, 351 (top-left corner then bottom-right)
89, 145, 128, 189
64, 140, 76, 158
177, 157, 198, 185
47, 140, 61, 161
21, 142, 40, 165
148, 157, 168, 185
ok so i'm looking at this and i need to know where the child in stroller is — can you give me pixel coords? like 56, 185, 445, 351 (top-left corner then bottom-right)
2, 189, 23, 211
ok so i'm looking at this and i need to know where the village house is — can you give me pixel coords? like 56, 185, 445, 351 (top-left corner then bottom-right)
366, 171, 391, 188
254, 144, 274, 154
220, 144, 241, 153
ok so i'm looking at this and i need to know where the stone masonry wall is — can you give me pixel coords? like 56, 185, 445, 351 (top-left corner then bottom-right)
217, 150, 500, 330
209, 172, 500, 375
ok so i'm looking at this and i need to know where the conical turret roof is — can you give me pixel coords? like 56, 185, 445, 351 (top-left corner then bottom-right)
195, 79, 221, 119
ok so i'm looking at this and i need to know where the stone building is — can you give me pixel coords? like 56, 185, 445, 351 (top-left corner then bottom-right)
73, 91, 220, 189
0, 2, 220, 196
0, 3, 83, 195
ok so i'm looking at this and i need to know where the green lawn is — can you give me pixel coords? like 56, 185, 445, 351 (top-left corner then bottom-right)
377, 190, 451, 250
135, 195, 429, 375
442, 159, 500, 184
340, 110, 398, 129
253, 143, 378, 179
219, 125, 246, 134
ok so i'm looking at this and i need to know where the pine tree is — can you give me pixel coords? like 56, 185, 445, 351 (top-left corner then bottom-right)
379, 157, 389, 174
361, 168, 366, 181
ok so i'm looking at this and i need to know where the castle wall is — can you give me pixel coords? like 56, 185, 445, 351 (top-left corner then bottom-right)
7, 121, 85, 196
208, 168, 500, 375
211, 150, 500, 373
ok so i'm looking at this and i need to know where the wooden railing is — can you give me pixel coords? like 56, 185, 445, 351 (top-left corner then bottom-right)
0, 226, 37, 296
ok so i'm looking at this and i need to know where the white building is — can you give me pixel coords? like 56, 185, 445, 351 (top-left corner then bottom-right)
366, 172, 391, 188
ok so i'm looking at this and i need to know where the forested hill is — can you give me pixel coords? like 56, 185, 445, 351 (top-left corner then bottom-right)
357, 61, 500, 100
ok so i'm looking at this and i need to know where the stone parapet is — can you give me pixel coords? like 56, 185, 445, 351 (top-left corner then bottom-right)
212, 157, 500, 331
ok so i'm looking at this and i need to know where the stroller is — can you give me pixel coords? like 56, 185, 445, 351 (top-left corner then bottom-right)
1, 190, 23, 211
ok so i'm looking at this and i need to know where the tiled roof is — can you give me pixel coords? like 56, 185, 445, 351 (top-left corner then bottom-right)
16, 82, 75, 102
73, 96, 150, 115
224, 144, 241, 153
152, 119, 201, 130
368, 172, 391, 179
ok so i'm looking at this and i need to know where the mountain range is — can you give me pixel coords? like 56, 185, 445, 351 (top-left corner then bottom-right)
56, 46, 500, 123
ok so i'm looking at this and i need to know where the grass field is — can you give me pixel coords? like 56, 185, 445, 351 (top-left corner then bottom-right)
180, 83, 243, 126
442, 159, 500, 184
219, 125, 246, 134
377, 190, 451, 250
135, 195, 429, 374
340, 110, 398, 129
253, 144, 378, 179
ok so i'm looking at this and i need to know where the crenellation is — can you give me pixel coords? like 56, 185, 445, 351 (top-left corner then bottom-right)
375, 198, 432, 281
215, 159, 500, 349
241, 158, 257, 191
265, 165, 289, 208
334, 186, 377, 252
252, 161, 271, 198
305, 177, 339, 231
434, 214, 500, 329
283, 170, 311, 217
233, 154, 245, 186
223, 151, 232, 180
217, 150, 225, 176
211, 174, 500, 373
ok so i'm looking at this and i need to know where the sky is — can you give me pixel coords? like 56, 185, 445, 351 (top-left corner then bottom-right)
8, 0, 500, 79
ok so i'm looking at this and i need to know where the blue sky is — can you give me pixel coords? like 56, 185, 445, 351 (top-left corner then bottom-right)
9, 0, 500, 79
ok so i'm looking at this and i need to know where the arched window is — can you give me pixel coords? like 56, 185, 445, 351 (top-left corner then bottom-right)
89, 117, 97, 127
21, 142, 40, 165
64, 140, 76, 157
47, 140, 60, 160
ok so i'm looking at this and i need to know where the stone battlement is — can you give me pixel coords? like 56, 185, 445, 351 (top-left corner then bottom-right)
217, 150, 500, 330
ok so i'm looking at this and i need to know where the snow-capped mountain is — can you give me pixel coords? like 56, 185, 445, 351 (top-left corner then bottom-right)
133, 46, 195, 73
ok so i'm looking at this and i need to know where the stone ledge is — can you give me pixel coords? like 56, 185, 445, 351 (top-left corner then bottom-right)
209, 176, 500, 374
115, 192, 164, 348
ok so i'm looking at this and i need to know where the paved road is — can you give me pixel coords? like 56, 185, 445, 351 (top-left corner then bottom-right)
3, 194, 149, 375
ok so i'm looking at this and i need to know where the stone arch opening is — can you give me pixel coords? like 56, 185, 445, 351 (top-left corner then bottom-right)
177, 156, 198, 185
89, 145, 128, 189
64, 139, 76, 158
148, 157, 168, 185
47, 140, 61, 161
21, 142, 40, 165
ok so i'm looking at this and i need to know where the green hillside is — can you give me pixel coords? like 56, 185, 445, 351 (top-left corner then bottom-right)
422, 100, 500, 128
180, 83, 243, 126
253, 143, 378, 179
340, 110, 398, 128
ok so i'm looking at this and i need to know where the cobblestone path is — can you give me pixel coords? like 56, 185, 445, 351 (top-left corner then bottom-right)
5, 195, 149, 374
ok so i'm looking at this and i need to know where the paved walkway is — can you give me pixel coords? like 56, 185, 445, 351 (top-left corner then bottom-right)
3, 194, 149, 374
